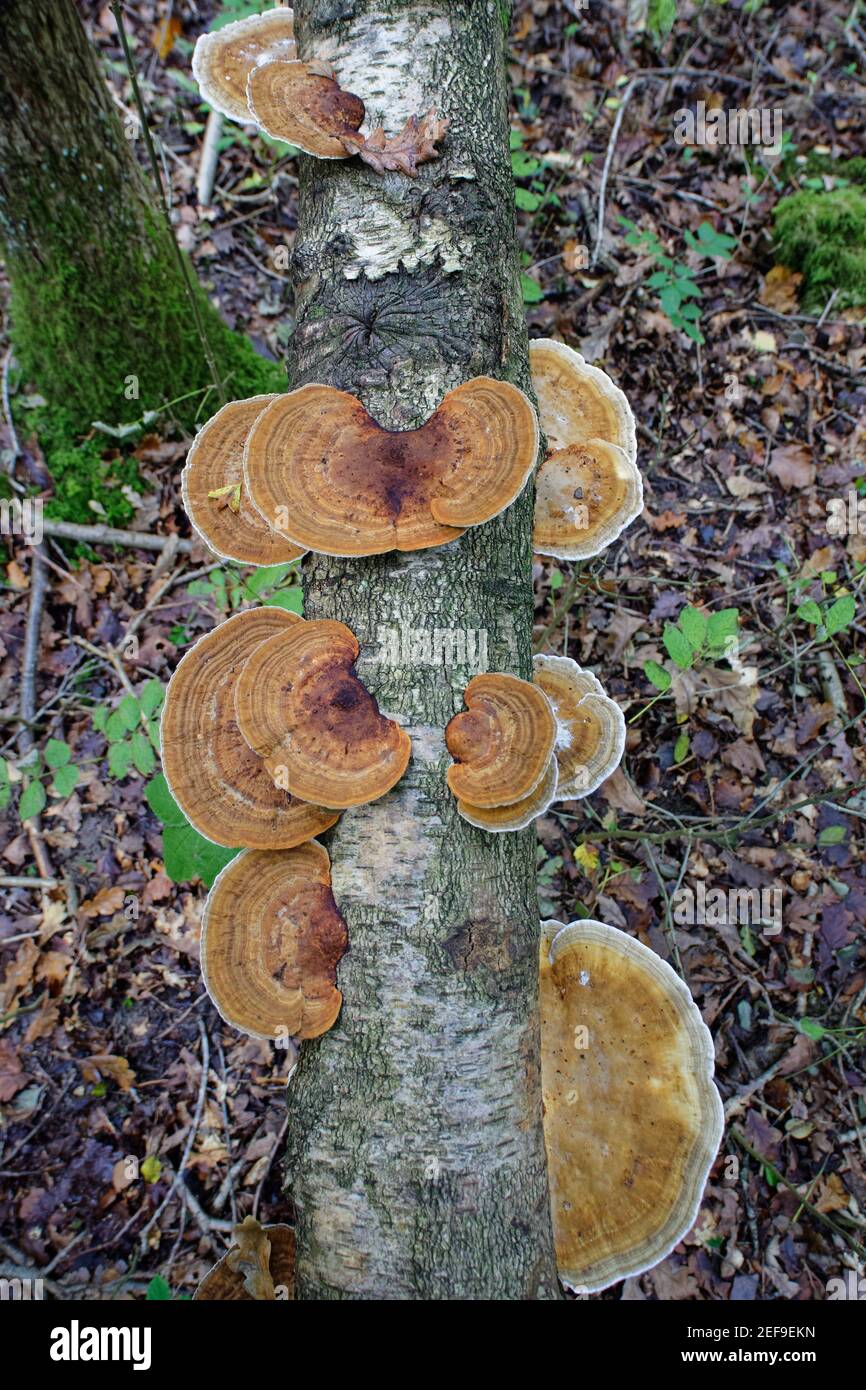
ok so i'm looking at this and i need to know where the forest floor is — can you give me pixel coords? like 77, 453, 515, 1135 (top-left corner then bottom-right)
0, 0, 864, 1301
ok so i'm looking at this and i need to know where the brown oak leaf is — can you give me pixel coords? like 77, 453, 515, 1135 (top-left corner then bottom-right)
342, 108, 448, 177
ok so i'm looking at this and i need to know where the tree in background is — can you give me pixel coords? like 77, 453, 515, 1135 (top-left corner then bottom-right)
0, 0, 280, 444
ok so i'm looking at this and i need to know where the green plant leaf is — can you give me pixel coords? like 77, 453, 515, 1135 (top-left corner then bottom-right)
131, 732, 157, 777
146, 1275, 172, 1301
663, 623, 694, 669
647, 0, 677, 44
139, 679, 165, 716
644, 659, 672, 692
91, 706, 109, 733
44, 738, 71, 769
52, 764, 80, 798
817, 824, 846, 846
105, 710, 128, 743
118, 695, 140, 731
265, 588, 304, 614
673, 731, 690, 764
148, 717, 163, 751
706, 607, 740, 654
108, 740, 133, 780
19, 779, 47, 822
0, 760, 10, 813
798, 1017, 825, 1041
824, 593, 856, 635
679, 606, 708, 651
162, 824, 239, 887
520, 272, 544, 303
797, 599, 823, 625
515, 187, 543, 212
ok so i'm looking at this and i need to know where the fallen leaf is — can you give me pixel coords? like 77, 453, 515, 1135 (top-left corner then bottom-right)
750, 330, 777, 353
768, 443, 815, 490
759, 264, 803, 313
598, 767, 647, 817
80, 1054, 137, 1091
0, 1038, 32, 1101
342, 108, 448, 177
151, 15, 182, 60
79, 885, 126, 918
726, 473, 769, 498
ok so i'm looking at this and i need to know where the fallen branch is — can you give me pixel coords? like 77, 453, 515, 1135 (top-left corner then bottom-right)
41, 518, 194, 553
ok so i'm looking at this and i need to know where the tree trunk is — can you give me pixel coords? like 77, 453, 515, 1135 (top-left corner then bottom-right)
0, 0, 275, 432
284, 0, 560, 1299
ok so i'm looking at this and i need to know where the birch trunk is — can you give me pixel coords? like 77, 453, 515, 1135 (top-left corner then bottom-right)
284, 0, 559, 1299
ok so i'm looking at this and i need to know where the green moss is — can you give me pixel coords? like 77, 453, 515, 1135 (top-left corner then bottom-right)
8, 201, 284, 437
773, 184, 866, 314
17, 336, 284, 527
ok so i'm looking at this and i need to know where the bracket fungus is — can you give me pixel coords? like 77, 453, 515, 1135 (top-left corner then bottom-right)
530, 338, 637, 463
201, 841, 348, 1042
247, 57, 366, 156
234, 618, 411, 808
182, 395, 306, 567
195, 1217, 296, 1300
445, 674, 558, 829
529, 339, 642, 560
533, 654, 625, 799
243, 378, 539, 557
161, 608, 338, 850
192, 7, 297, 124
539, 919, 724, 1293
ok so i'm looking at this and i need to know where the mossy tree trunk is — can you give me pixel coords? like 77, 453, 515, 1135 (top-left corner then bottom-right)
284, 0, 560, 1299
0, 0, 268, 432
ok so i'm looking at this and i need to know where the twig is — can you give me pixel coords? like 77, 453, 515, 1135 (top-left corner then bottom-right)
17, 545, 55, 882
197, 108, 223, 206
110, 2, 226, 408
41, 517, 193, 553
592, 78, 638, 269
0, 875, 60, 890
136, 1023, 232, 1251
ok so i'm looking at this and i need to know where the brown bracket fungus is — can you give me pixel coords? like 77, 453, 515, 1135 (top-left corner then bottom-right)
445, 674, 557, 829
534, 438, 643, 561
529, 338, 642, 560
192, 7, 297, 124
194, 1217, 296, 1300
182, 395, 306, 567
539, 919, 724, 1293
201, 841, 348, 1042
161, 608, 339, 849
456, 756, 559, 833
243, 378, 539, 557
533, 654, 625, 799
234, 618, 411, 808
530, 338, 637, 463
247, 58, 365, 156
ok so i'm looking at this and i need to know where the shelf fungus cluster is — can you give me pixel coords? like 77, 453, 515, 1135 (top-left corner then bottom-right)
161, 610, 411, 1046
540, 919, 724, 1292
192, 6, 446, 174
185, 378, 539, 560
445, 658, 625, 831
530, 339, 643, 560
